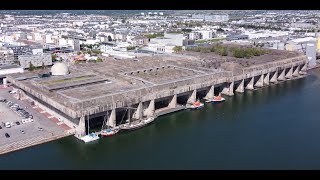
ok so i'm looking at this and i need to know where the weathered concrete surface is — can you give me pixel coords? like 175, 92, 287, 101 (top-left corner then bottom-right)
264, 73, 270, 86
221, 82, 234, 96
270, 71, 278, 83
6, 53, 309, 125
205, 86, 215, 99
255, 75, 264, 88
235, 80, 244, 93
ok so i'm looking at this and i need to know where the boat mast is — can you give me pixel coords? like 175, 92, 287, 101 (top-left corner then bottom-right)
87, 112, 89, 134
128, 107, 131, 124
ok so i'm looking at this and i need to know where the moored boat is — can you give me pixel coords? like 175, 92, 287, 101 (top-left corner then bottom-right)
212, 95, 225, 102
81, 133, 100, 143
80, 114, 100, 143
186, 100, 204, 109
101, 128, 119, 137
121, 116, 155, 131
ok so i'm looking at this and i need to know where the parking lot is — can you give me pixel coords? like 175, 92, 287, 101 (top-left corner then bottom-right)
0, 86, 68, 147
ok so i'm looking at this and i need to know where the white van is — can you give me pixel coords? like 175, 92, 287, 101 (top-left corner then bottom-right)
5, 122, 11, 128
22, 118, 34, 124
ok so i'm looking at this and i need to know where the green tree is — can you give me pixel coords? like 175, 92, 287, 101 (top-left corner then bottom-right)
29, 62, 34, 71
77, 51, 82, 55
127, 46, 136, 51
182, 29, 192, 33
173, 46, 183, 53
96, 58, 103, 62
92, 49, 102, 54
51, 54, 57, 61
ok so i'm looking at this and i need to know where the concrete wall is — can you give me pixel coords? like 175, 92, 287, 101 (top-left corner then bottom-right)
7, 55, 309, 119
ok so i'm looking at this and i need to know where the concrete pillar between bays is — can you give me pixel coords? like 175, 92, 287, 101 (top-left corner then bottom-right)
301, 63, 307, 72
270, 71, 278, 83
235, 80, 244, 93
254, 74, 264, 87
246, 77, 254, 90
133, 102, 143, 120
107, 109, 116, 128
187, 90, 197, 104
263, 73, 270, 86
278, 69, 286, 81
168, 94, 177, 108
293, 65, 300, 77
285, 67, 293, 79
221, 82, 234, 96
205, 85, 215, 99
76, 116, 86, 137
144, 100, 155, 117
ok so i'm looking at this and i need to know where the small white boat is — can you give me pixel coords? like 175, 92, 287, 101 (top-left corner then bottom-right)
101, 128, 119, 137
80, 133, 100, 143
186, 101, 204, 109
211, 96, 225, 102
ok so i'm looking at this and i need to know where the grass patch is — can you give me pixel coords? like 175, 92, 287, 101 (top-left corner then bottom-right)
39, 75, 96, 85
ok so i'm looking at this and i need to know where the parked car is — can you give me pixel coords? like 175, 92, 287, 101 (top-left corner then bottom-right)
5, 133, 10, 138
20, 130, 25, 134
38, 127, 44, 131
22, 118, 33, 124
15, 121, 20, 125
5, 122, 11, 128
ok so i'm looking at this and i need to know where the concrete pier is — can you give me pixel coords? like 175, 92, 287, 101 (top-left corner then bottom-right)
235, 80, 244, 93
169, 95, 177, 108
246, 77, 254, 90
76, 116, 86, 137
107, 109, 116, 128
270, 71, 278, 83
221, 82, 234, 96
205, 86, 215, 99
293, 65, 300, 77
278, 69, 286, 81
144, 100, 155, 117
285, 67, 293, 79
255, 74, 264, 88
187, 90, 197, 104
264, 73, 270, 86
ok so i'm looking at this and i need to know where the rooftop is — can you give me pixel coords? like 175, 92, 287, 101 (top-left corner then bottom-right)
7, 47, 305, 118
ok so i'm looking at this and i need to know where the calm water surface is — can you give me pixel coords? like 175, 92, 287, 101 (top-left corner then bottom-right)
1, 69, 320, 170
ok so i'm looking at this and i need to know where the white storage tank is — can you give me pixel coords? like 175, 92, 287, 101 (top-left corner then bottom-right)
3, 78, 7, 87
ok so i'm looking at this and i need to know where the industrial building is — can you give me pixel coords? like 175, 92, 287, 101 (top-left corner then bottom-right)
226, 34, 249, 41
6, 47, 308, 138
18, 53, 53, 69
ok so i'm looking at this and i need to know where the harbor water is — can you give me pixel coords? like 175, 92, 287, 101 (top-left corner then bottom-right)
1, 69, 320, 170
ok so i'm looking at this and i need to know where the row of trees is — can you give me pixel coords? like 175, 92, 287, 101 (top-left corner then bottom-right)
173, 46, 183, 53
78, 49, 102, 55
29, 62, 45, 71
145, 33, 164, 39
126, 46, 136, 51
231, 47, 267, 58
236, 24, 282, 31
186, 44, 267, 58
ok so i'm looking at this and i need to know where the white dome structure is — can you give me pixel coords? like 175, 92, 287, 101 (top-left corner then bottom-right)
50, 62, 69, 76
